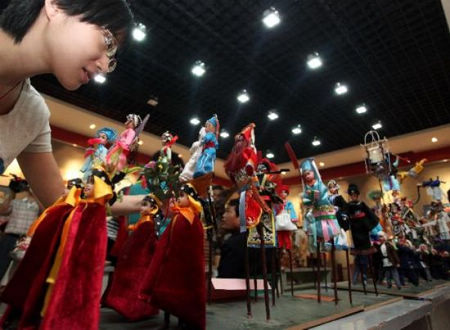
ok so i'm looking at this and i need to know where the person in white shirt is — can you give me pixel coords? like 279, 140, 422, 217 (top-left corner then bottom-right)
0, 1, 146, 214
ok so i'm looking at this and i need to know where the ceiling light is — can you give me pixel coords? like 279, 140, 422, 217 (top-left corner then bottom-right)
89, 124, 96, 130
281, 171, 287, 176
334, 82, 348, 95
266, 152, 275, 159
138, 140, 144, 145
178, 154, 183, 158
72, 144, 78, 147
312, 137, 321, 146
307, 52, 322, 69
372, 122, 382, 130
267, 111, 279, 120
237, 89, 250, 103
291, 125, 302, 135
132, 23, 147, 42
262, 7, 281, 28
147, 96, 158, 107
220, 130, 230, 139
191, 60, 206, 77
356, 104, 367, 114
190, 117, 201, 125
94, 74, 106, 84
443, 159, 448, 163
319, 162, 325, 167
431, 137, 438, 143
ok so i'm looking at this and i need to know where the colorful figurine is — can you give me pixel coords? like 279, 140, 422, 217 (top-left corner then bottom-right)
140, 184, 205, 329
158, 131, 178, 175
193, 115, 219, 178
179, 126, 206, 182
301, 158, 340, 244
80, 127, 117, 181
106, 114, 142, 173
103, 194, 162, 321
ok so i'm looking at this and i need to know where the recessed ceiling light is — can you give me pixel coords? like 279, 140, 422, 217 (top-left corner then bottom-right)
138, 140, 144, 145
266, 152, 275, 159
262, 7, 281, 28
292, 125, 302, 135
334, 82, 348, 95
89, 124, 96, 130
372, 122, 382, 130
147, 96, 158, 107
178, 153, 183, 158
319, 162, 325, 167
281, 171, 287, 176
443, 159, 448, 163
191, 60, 206, 77
431, 137, 438, 143
307, 52, 322, 69
220, 130, 230, 138
190, 117, 201, 125
72, 144, 78, 147
267, 111, 279, 120
237, 89, 250, 103
312, 137, 321, 146
356, 104, 367, 114
132, 23, 147, 41
94, 74, 106, 84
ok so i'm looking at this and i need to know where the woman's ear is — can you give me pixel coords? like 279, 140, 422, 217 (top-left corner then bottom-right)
44, 0, 60, 21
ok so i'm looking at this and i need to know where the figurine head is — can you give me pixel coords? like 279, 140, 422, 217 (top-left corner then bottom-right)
125, 114, 142, 129
177, 184, 202, 214
327, 180, 340, 195
347, 184, 360, 201
300, 158, 320, 186
161, 131, 174, 146
140, 194, 162, 215
276, 184, 290, 200
205, 114, 219, 134
96, 127, 117, 144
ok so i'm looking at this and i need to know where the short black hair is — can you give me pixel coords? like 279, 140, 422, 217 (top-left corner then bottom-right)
227, 198, 240, 217
0, 0, 134, 44
9, 177, 29, 193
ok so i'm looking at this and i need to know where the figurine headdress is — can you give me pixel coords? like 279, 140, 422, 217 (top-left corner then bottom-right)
207, 114, 220, 139
96, 127, 117, 143
180, 183, 202, 215
126, 113, 142, 127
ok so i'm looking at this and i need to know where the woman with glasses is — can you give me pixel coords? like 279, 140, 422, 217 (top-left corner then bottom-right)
0, 0, 133, 209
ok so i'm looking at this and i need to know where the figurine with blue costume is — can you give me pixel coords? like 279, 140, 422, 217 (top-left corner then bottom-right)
300, 158, 340, 244
193, 114, 219, 178
80, 127, 117, 181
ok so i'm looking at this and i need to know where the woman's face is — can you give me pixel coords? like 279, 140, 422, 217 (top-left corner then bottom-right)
46, 3, 117, 90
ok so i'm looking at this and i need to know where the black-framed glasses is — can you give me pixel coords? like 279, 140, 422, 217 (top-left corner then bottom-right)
103, 29, 118, 73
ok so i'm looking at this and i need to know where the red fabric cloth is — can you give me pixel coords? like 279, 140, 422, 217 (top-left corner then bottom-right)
1, 204, 74, 328
40, 202, 108, 330
103, 221, 159, 321
277, 231, 292, 250
140, 214, 205, 329
110, 215, 129, 257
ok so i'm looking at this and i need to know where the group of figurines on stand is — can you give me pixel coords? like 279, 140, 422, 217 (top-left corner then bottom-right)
1, 116, 449, 329
0, 113, 221, 330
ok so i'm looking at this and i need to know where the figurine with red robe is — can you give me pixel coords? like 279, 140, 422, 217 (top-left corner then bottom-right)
102, 194, 162, 321
140, 184, 205, 329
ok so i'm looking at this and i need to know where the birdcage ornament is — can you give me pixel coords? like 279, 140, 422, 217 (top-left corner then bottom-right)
362, 130, 391, 177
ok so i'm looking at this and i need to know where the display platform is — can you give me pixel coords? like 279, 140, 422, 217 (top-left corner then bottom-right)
336, 279, 450, 299
98, 289, 400, 330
